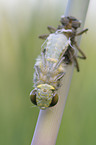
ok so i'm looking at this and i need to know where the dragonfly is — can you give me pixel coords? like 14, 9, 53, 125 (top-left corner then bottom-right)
30, 15, 88, 110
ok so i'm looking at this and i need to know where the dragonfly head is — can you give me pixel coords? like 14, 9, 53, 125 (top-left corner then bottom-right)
30, 84, 58, 110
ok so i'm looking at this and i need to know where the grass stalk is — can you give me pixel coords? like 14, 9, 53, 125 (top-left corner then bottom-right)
31, 0, 90, 145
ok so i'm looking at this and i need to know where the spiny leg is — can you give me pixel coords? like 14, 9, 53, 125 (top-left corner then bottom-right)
55, 72, 66, 81
74, 42, 86, 59
76, 28, 88, 36
47, 25, 56, 33
34, 65, 40, 79
73, 55, 80, 72
53, 57, 65, 70
38, 34, 49, 40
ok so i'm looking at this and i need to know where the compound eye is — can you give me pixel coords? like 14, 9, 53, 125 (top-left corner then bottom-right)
49, 93, 58, 107
30, 89, 37, 105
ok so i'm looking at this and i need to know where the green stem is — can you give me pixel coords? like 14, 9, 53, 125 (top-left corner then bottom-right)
31, 0, 90, 145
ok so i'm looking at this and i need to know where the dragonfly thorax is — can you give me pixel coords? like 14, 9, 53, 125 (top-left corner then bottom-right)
36, 84, 55, 109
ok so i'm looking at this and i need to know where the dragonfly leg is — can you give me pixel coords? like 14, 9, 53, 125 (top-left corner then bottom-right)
56, 72, 66, 81
34, 65, 40, 79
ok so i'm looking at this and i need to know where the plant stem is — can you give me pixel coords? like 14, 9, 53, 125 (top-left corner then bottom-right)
31, 0, 90, 145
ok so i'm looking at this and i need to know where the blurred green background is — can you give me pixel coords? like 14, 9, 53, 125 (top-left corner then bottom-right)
0, 0, 96, 145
